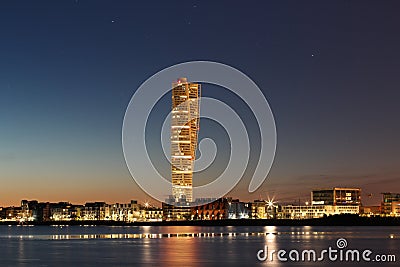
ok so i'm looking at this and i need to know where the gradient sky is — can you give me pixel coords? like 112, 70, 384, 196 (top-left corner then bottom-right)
1, 1, 399, 206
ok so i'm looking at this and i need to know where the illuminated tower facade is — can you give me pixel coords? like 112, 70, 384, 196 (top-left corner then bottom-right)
171, 78, 201, 203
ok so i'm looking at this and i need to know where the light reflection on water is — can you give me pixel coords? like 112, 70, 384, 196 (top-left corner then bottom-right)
0, 226, 399, 266
3, 225, 398, 240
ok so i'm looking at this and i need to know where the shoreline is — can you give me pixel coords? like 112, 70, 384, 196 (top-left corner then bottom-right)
1, 215, 400, 226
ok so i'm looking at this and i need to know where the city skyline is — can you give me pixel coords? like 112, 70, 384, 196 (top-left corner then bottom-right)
3, 185, 400, 223
1, 1, 400, 207
0, 184, 394, 209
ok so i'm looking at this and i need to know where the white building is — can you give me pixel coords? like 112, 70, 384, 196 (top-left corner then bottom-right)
279, 205, 359, 219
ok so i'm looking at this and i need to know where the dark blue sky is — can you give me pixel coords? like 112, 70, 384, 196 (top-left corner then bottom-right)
1, 0, 399, 206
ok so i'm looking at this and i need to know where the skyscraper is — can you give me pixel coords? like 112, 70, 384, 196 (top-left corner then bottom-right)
171, 78, 201, 203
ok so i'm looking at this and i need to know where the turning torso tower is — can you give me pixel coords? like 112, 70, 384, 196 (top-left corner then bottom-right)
171, 78, 201, 203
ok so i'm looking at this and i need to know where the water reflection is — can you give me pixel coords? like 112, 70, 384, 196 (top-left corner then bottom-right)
1, 226, 398, 241
0, 226, 399, 266
262, 226, 282, 266
163, 234, 199, 266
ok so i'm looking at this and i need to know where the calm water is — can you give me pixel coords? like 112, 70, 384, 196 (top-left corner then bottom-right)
0, 225, 399, 266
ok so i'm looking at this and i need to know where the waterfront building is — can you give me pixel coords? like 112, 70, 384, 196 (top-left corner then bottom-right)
190, 197, 251, 220
360, 206, 381, 217
50, 202, 73, 221
81, 202, 108, 220
391, 202, 400, 216
0, 206, 23, 221
171, 77, 201, 203
251, 200, 277, 219
109, 200, 140, 222
162, 202, 191, 221
381, 193, 400, 216
279, 205, 359, 219
139, 206, 163, 222
311, 187, 361, 206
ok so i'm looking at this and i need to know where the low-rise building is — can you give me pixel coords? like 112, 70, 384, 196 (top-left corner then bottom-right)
312, 187, 361, 206
360, 206, 381, 217
162, 203, 191, 221
189, 197, 251, 220
251, 200, 277, 219
391, 201, 400, 216
139, 207, 163, 222
109, 200, 141, 222
381, 193, 400, 216
279, 205, 359, 219
81, 202, 108, 220
0, 206, 23, 221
